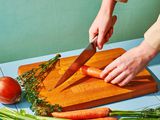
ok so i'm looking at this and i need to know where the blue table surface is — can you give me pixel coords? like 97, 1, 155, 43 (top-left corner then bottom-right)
0, 38, 160, 115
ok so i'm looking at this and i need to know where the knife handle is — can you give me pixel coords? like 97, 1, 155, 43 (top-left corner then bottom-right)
80, 65, 102, 79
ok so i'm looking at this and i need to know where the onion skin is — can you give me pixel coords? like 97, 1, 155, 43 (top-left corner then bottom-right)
0, 76, 21, 104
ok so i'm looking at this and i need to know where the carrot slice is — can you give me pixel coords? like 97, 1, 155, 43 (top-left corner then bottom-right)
80, 65, 102, 79
52, 107, 110, 119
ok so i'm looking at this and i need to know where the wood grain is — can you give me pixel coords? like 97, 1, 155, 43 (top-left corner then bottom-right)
18, 48, 158, 111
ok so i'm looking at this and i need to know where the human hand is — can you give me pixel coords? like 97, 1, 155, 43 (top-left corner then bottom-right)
89, 0, 117, 50
100, 41, 158, 86
89, 14, 117, 49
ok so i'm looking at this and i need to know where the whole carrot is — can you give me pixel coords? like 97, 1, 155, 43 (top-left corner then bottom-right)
52, 107, 110, 119
80, 65, 102, 79
87, 117, 118, 120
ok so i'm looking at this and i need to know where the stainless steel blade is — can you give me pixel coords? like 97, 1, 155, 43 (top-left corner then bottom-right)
54, 42, 96, 88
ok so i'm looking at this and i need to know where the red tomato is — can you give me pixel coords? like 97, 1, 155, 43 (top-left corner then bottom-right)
0, 76, 21, 104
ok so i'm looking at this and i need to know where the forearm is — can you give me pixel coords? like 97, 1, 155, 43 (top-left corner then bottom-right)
99, 0, 117, 16
144, 15, 160, 52
99, 0, 127, 16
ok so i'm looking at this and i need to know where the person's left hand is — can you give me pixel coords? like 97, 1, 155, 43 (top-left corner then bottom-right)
100, 41, 158, 86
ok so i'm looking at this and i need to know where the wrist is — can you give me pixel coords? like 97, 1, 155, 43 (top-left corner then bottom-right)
99, 0, 116, 16
139, 41, 158, 61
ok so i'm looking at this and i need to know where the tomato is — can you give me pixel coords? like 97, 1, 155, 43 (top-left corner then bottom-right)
0, 76, 21, 104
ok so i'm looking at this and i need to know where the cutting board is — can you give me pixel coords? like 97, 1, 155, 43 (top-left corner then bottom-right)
18, 48, 158, 111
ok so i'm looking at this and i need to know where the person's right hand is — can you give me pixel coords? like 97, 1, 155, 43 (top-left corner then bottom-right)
89, 0, 117, 50
89, 13, 117, 50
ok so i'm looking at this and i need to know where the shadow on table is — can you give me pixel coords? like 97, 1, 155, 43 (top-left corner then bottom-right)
149, 53, 160, 66
147, 68, 160, 90
15, 96, 34, 114
15, 96, 31, 109
3, 104, 17, 109
97, 92, 158, 111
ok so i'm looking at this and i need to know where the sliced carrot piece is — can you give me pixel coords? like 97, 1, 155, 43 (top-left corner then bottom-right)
80, 65, 102, 79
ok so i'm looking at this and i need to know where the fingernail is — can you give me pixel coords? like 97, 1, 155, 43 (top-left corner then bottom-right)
98, 45, 102, 50
100, 45, 103, 49
100, 73, 104, 78
118, 83, 124, 87
111, 81, 116, 84
104, 80, 108, 83
104, 77, 110, 82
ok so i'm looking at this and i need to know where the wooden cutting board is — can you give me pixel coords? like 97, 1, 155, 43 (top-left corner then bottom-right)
18, 48, 158, 111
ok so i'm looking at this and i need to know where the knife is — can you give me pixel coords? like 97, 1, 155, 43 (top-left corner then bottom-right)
54, 37, 97, 88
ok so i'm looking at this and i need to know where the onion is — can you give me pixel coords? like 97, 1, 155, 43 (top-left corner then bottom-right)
0, 76, 21, 104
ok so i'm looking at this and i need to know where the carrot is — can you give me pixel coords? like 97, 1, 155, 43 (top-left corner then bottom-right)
87, 117, 118, 120
80, 65, 102, 79
52, 107, 110, 119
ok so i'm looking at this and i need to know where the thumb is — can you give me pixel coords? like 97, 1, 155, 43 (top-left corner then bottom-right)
89, 28, 98, 43
111, 15, 117, 27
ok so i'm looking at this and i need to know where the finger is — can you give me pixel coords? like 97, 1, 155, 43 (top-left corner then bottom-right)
107, 15, 116, 39
100, 64, 116, 79
103, 15, 116, 43
97, 15, 117, 49
108, 27, 113, 38
100, 58, 121, 78
118, 74, 134, 86
89, 28, 98, 43
104, 65, 125, 83
96, 15, 117, 49
111, 15, 117, 27
103, 27, 113, 44
97, 29, 106, 49
103, 33, 110, 44
110, 71, 129, 84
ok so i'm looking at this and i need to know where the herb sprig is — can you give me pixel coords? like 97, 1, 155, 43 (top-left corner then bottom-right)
111, 106, 160, 119
17, 54, 62, 116
0, 107, 67, 120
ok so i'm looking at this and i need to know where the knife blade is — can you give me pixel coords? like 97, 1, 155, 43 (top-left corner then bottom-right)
54, 37, 97, 88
